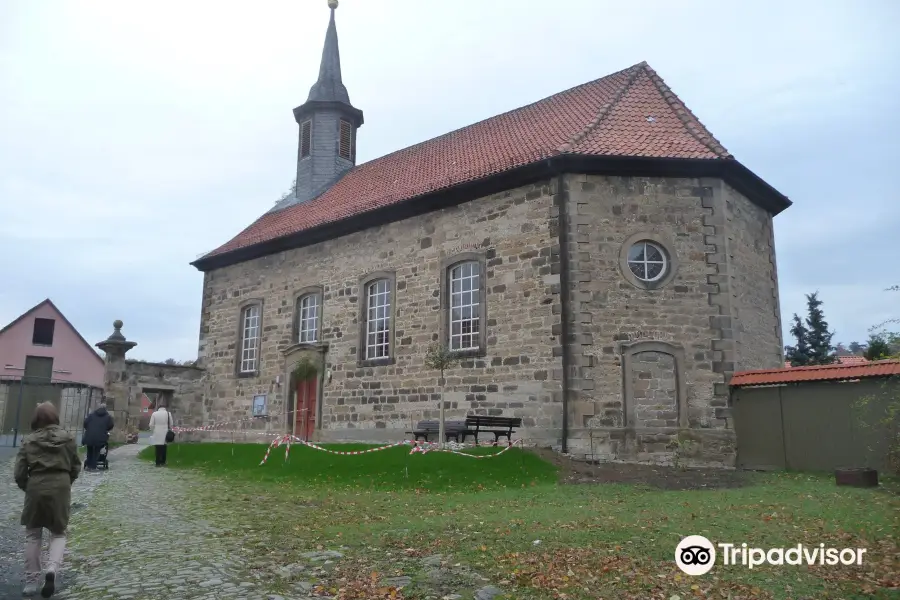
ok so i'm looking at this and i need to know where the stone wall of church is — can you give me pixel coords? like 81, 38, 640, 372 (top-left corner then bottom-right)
559, 175, 780, 466
197, 181, 564, 444
723, 182, 784, 371
195, 173, 782, 462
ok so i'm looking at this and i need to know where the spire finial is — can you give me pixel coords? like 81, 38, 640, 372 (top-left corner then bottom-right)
306, 0, 350, 104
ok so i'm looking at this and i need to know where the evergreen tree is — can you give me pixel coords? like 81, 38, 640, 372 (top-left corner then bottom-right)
785, 313, 812, 366
848, 341, 863, 354
804, 292, 837, 365
784, 292, 836, 366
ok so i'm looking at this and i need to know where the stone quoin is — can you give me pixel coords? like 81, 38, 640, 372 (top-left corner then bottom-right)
187, 1, 787, 465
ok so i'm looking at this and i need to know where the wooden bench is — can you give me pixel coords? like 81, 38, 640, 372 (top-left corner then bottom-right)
462, 415, 522, 445
406, 419, 466, 443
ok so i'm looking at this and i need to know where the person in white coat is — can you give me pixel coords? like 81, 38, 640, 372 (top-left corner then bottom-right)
147, 405, 173, 467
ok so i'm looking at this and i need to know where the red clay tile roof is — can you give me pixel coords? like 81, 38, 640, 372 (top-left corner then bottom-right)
732, 360, 900, 387
202, 62, 735, 260
785, 355, 870, 368
835, 355, 870, 365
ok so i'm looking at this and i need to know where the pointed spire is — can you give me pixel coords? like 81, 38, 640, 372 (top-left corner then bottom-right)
285, 0, 363, 210
307, 0, 351, 104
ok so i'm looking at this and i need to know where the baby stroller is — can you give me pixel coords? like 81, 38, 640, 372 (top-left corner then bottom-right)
82, 436, 110, 471
96, 441, 110, 470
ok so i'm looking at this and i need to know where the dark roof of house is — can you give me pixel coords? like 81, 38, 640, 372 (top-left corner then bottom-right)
194, 61, 791, 270
731, 360, 900, 387
0, 299, 104, 366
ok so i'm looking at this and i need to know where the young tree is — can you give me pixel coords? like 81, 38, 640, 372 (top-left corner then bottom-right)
424, 343, 460, 448
804, 292, 837, 365
274, 179, 297, 203
784, 292, 836, 366
855, 284, 900, 475
864, 334, 893, 361
867, 284, 900, 359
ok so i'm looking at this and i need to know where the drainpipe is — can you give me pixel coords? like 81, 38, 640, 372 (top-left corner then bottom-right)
554, 167, 573, 454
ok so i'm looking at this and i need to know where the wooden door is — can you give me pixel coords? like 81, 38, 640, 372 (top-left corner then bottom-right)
295, 378, 318, 441
20, 356, 58, 432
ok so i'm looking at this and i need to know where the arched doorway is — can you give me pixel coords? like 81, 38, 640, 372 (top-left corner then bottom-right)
282, 345, 326, 441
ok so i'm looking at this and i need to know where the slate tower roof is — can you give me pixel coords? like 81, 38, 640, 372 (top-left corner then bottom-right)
277, 0, 364, 211
306, 2, 351, 105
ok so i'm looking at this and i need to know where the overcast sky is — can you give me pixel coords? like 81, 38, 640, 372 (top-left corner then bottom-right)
1, 0, 897, 362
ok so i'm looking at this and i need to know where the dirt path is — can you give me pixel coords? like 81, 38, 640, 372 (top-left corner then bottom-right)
530, 447, 749, 489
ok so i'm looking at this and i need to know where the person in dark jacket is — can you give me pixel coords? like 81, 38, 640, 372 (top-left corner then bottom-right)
14, 402, 80, 598
82, 403, 114, 471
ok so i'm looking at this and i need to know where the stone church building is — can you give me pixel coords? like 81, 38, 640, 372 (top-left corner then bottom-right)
191, 2, 788, 464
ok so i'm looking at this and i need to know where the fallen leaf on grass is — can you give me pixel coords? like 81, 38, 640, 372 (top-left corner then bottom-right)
495, 547, 778, 599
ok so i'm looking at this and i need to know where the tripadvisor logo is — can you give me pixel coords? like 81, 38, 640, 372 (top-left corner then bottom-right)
675, 535, 716, 576
675, 536, 868, 575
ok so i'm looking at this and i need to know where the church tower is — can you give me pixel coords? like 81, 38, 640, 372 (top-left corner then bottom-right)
292, 0, 363, 203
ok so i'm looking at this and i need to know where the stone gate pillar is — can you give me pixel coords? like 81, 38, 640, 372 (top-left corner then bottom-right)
96, 320, 137, 441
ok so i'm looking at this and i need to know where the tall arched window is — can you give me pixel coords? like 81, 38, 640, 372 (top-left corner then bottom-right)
448, 261, 481, 351
238, 303, 261, 374
296, 293, 320, 343
365, 279, 391, 360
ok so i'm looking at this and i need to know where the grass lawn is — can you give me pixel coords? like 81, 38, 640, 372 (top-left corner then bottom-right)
140, 443, 899, 599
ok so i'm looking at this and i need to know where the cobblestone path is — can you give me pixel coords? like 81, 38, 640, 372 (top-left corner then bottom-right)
62, 444, 325, 600
0, 447, 106, 599
2, 444, 318, 600
3, 444, 506, 600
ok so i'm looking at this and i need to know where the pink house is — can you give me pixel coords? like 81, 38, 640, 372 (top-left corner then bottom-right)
0, 299, 104, 387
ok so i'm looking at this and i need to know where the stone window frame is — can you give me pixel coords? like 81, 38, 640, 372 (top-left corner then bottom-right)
620, 340, 688, 428
357, 271, 397, 367
291, 286, 324, 345
440, 252, 488, 358
235, 298, 264, 378
618, 232, 679, 291
299, 120, 312, 160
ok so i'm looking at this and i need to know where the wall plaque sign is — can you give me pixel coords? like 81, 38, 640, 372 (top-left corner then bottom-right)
618, 330, 676, 343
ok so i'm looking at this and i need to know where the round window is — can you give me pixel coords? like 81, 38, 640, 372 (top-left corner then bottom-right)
626, 241, 668, 282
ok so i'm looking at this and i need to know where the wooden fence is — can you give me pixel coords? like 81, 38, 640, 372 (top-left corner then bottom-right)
730, 362, 898, 472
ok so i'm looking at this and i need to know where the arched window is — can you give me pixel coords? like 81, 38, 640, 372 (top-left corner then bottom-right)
238, 303, 261, 374
440, 253, 487, 355
365, 279, 391, 360
448, 261, 481, 351
296, 293, 320, 343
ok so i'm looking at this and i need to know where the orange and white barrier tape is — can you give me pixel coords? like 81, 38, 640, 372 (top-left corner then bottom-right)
259, 435, 524, 465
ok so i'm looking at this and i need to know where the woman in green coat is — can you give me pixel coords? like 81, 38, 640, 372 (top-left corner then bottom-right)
14, 402, 81, 598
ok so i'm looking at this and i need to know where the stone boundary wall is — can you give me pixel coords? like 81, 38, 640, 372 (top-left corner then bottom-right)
120, 360, 204, 430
